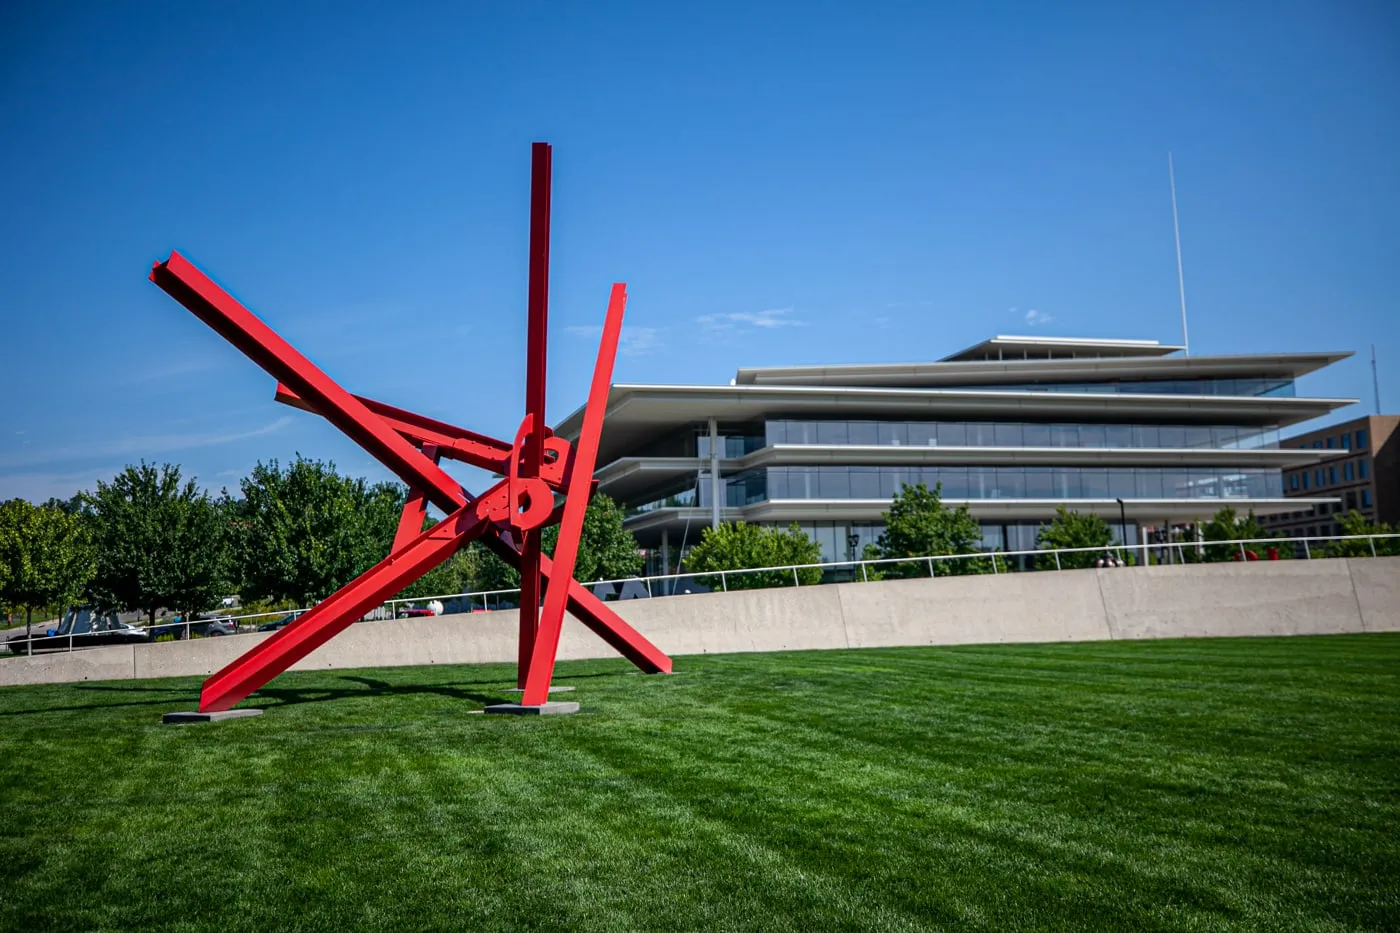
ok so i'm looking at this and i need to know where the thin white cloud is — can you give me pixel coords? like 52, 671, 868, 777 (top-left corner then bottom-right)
564, 324, 664, 357
1024, 309, 1054, 326
0, 416, 295, 470
696, 308, 807, 332
119, 358, 225, 385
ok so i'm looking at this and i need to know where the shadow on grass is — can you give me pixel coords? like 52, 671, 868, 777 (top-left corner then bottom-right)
253, 675, 505, 708
0, 666, 633, 717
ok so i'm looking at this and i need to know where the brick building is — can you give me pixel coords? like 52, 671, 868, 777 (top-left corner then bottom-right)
1260, 415, 1399, 538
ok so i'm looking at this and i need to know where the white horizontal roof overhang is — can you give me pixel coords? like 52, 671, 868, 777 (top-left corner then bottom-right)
559, 384, 1357, 465
734, 351, 1351, 387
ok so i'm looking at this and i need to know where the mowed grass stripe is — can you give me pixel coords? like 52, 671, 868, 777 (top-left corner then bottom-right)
0, 635, 1396, 931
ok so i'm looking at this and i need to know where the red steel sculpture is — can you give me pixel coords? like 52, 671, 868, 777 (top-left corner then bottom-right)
150, 143, 672, 713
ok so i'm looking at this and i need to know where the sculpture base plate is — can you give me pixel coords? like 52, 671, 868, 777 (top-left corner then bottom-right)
504, 686, 576, 694
163, 709, 264, 724
484, 701, 580, 716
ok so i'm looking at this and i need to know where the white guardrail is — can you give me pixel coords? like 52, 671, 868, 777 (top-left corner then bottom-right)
4, 532, 1398, 655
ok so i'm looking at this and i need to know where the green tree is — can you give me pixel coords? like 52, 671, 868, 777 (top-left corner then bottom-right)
85, 463, 225, 625
0, 500, 17, 623
541, 494, 643, 583
1037, 506, 1116, 569
408, 495, 645, 601
866, 482, 996, 578
231, 457, 404, 605
1201, 506, 1283, 562
683, 521, 823, 590
1322, 511, 1400, 558
0, 499, 96, 637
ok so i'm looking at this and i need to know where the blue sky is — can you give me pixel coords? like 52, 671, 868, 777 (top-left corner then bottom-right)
2, 1, 1397, 502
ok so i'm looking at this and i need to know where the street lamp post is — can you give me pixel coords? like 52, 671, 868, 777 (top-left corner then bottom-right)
1115, 497, 1128, 565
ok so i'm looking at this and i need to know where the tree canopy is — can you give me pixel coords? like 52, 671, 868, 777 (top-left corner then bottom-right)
229, 457, 404, 605
865, 482, 994, 577
0, 498, 95, 627
1200, 506, 1282, 562
1037, 506, 1116, 569
84, 463, 224, 624
683, 521, 823, 589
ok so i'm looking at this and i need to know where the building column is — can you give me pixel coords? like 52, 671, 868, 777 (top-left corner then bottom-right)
661, 527, 670, 576
708, 417, 721, 529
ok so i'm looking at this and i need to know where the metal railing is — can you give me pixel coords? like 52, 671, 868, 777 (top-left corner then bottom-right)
5, 531, 1397, 656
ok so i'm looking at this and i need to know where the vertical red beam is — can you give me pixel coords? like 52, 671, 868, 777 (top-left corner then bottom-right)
522, 283, 627, 705
518, 141, 552, 687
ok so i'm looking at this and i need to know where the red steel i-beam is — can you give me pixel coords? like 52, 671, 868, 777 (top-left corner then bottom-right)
522, 283, 628, 705
153, 144, 673, 715
518, 141, 553, 686
151, 254, 467, 516
200, 501, 490, 712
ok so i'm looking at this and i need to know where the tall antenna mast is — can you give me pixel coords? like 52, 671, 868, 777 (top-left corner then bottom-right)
1168, 152, 1190, 355
1373, 344, 1382, 414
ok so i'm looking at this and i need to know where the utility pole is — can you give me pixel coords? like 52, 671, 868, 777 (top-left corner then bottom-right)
1373, 344, 1382, 414
1169, 152, 1190, 356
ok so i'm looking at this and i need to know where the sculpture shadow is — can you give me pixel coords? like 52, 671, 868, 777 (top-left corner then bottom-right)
251, 674, 506, 709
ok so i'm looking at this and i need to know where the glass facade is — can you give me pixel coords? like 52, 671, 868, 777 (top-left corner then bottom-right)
967, 378, 1295, 397
766, 420, 1280, 450
776, 521, 1142, 564
673, 465, 1283, 509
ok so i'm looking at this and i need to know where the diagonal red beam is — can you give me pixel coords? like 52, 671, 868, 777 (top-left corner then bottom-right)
275, 384, 512, 474
150, 252, 467, 515
522, 283, 628, 705
199, 499, 491, 712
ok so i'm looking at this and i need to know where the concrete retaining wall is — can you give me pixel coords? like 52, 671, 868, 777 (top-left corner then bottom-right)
4, 556, 1398, 688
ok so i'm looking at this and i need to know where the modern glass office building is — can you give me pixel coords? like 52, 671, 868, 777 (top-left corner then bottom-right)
555, 336, 1354, 572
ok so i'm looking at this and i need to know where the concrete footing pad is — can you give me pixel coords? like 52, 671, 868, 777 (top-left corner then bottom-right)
163, 709, 264, 724
484, 701, 580, 716
504, 685, 576, 694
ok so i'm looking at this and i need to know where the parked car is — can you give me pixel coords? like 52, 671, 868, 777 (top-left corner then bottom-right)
397, 606, 434, 619
256, 613, 299, 632
5, 607, 150, 653
149, 614, 237, 640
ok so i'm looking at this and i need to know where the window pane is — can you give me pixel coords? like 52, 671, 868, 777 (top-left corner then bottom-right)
1158, 426, 1186, 448
1080, 470, 1109, 498
1136, 470, 1164, 498
937, 422, 967, 446
848, 421, 878, 445
994, 423, 1021, 446
1022, 423, 1051, 447
850, 467, 880, 498
908, 422, 937, 446
1108, 470, 1135, 499
1133, 425, 1159, 447
1078, 424, 1107, 447
818, 469, 849, 499
816, 422, 847, 445
966, 423, 995, 446
878, 422, 907, 446
939, 468, 970, 498
1104, 425, 1133, 448
1024, 468, 1054, 498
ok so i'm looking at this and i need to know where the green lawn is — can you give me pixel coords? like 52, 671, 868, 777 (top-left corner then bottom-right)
1, 636, 1397, 932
